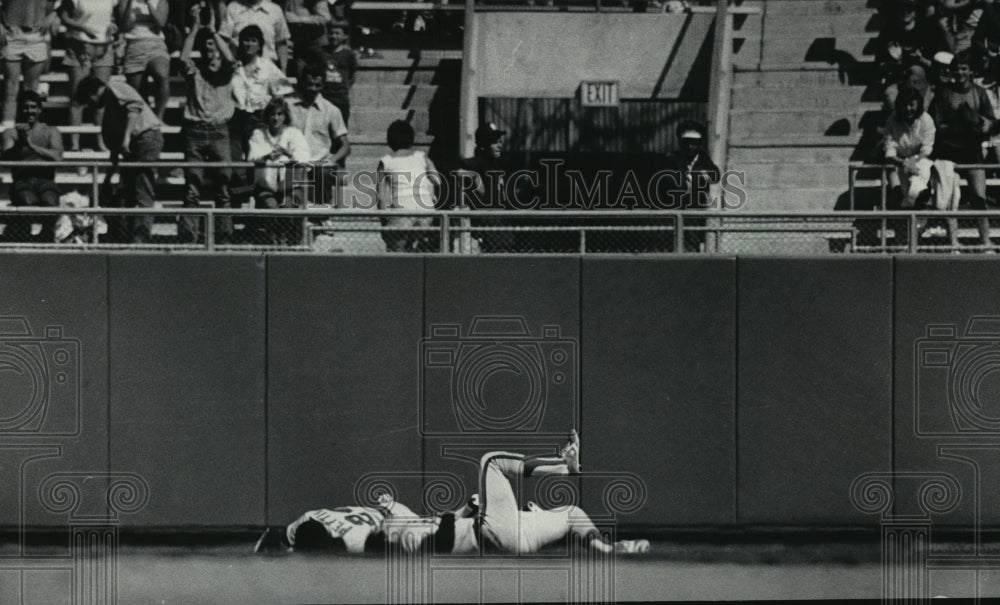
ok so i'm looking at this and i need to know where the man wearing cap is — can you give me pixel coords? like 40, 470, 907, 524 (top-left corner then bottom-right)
456, 122, 512, 252
661, 120, 720, 251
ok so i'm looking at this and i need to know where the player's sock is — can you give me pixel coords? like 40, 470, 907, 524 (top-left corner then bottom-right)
614, 539, 650, 554
560, 429, 581, 474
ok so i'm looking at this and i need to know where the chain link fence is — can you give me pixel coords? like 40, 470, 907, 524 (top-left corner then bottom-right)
5, 206, 1000, 254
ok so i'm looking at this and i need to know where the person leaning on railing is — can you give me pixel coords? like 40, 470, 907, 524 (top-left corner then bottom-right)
246, 96, 309, 245
883, 85, 936, 209
74, 74, 164, 243
0, 89, 63, 243
286, 61, 350, 209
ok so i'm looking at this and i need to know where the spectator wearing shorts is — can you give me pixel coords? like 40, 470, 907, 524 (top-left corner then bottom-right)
0, 0, 59, 128
218, 0, 290, 73
0, 90, 63, 242
178, 11, 236, 244
285, 61, 349, 207
75, 75, 164, 243
377, 119, 439, 252
929, 49, 997, 248
115, 0, 171, 121
59, 0, 117, 152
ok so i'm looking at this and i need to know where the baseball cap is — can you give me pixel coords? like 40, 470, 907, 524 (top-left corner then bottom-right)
678, 129, 703, 140
475, 122, 506, 146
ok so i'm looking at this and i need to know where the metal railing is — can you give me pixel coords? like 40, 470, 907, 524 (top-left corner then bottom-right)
847, 162, 1000, 210
4, 204, 1000, 254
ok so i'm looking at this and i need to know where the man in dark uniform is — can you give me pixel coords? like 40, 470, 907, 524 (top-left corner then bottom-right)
457, 122, 511, 252
662, 120, 720, 252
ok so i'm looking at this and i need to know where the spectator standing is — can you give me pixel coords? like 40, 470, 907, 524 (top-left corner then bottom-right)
115, 0, 171, 121
661, 120, 720, 252
282, 0, 330, 79
0, 0, 60, 128
219, 0, 290, 72
246, 97, 309, 243
458, 122, 509, 252
75, 75, 163, 243
377, 119, 439, 252
312, 19, 356, 126
178, 11, 237, 243
939, 0, 983, 53
285, 61, 349, 206
0, 90, 63, 242
928, 49, 996, 248
229, 23, 292, 204
60, 0, 117, 152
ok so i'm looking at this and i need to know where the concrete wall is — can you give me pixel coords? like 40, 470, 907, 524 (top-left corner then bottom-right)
0, 254, 994, 529
473, 13, 714, 99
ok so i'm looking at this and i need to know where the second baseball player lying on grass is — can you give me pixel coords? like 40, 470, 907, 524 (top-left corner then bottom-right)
262, 431, 649, 556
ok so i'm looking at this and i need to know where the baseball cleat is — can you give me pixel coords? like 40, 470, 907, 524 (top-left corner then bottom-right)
560, 429, 581, 474
614, 539, 650, 554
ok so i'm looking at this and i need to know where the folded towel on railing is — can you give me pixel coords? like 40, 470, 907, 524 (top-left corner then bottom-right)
933, 159, 962, 211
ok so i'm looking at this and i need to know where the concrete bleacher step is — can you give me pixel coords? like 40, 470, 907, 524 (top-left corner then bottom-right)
739, 187, 848, 211
729, 108, 880, 138
763, 12, 879, 38
760, 34, 876, 67
763, 0, 875, 16
350, 84, 455, 109
732, 86, 874, 111
728, 146, 861, 165
739, 162, 854, 189
733, 65, 879, 88
729, 134, 866, 151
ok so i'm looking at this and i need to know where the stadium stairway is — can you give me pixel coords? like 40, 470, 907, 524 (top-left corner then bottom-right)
2, 39, 462, 249
721, 0, 891, 252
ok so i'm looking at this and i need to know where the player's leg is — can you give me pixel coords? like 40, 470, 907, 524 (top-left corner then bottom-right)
478, 431, 582, 553
524, 506, 649, 555
489, 429, 581, 483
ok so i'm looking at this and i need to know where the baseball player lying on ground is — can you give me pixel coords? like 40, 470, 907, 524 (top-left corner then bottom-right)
258, 431, 649, 556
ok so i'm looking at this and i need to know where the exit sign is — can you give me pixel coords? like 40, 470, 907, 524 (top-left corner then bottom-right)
580, 81, 619, 107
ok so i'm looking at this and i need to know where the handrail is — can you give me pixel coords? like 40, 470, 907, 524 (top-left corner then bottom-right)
847, 162, 1000, 210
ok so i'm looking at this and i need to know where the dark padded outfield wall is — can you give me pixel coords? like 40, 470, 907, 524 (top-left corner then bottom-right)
108, 256, 266, 526
737, 258, 893, 525
894, 258, 1000, 527
0, 254, 108, 526
422, 258, 581, 516
266, 257, 425, 524
580, 258, 736, 527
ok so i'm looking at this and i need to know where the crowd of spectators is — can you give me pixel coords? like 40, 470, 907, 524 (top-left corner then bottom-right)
877, 0, 1000, 248
0, 0, 364, 244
